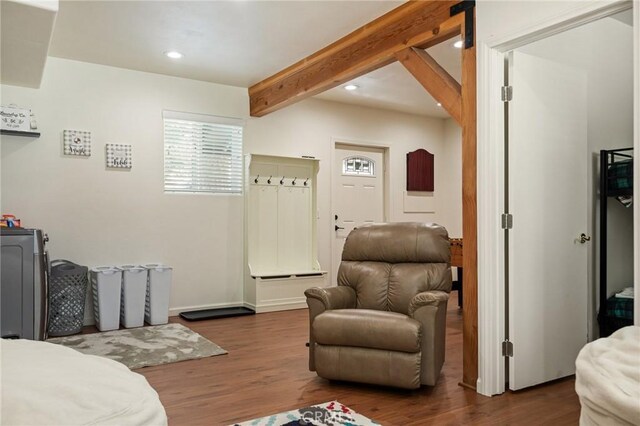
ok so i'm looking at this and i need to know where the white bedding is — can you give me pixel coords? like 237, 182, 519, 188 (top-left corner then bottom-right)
1, 339, 167, 426
575, 326, 640, 426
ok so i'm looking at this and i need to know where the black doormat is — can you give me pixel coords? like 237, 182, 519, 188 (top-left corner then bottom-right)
179, 306, 255, 321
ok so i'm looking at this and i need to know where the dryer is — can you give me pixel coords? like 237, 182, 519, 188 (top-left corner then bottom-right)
1, 228, 48, 340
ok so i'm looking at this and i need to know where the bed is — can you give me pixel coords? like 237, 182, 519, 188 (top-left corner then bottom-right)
575, 326, 640, 426
1, 339, 167, 425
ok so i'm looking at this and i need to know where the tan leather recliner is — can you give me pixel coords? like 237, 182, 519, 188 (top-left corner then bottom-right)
305, 222, 451, 389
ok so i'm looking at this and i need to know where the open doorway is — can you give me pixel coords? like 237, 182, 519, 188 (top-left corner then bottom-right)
249, 1, 479, 389
504, 7, 634, 391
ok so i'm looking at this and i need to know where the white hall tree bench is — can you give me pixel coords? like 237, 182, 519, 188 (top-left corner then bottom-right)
244, 154, 327, 312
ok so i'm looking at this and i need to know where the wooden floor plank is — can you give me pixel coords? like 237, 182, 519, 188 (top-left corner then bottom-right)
101, 293, 580, 425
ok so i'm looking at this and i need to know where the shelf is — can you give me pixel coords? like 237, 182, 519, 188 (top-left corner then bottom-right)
1, 129, 41, 138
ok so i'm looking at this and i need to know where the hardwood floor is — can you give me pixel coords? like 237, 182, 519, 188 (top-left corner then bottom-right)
134, 293, 580, 425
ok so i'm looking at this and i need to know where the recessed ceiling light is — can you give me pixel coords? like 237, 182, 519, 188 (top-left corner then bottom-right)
453, 40, 463, 49
437, 102, 442, 107
344, 84, 359, 91
165, 51, 183, 59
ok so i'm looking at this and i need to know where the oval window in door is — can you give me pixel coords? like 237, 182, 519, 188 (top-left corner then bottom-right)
343, 156, 375, 176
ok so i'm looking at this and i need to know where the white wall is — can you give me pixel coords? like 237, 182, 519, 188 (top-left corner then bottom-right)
439, 118, 463, 238
477, 1, 608, 43
245, 98, 459, 286
519, 16, 634, 336
1, 58, 248, 319
1, 57, 460, 318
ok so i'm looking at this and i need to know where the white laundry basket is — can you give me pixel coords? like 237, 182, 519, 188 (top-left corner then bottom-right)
120, 265, 147, 328
144, 264, 172, 325
90, 267, 122, 331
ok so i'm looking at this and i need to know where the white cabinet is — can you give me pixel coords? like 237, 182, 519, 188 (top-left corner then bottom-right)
244, 154, 327, 312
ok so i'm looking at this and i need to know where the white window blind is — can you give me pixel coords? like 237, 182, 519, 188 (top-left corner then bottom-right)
163, 111, 243, 194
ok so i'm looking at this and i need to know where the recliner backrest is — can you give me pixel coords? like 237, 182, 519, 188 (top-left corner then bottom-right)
337, 222, 451, 315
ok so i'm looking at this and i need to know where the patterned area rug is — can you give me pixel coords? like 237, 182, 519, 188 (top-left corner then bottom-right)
233, 401, 379, 426
47, 323, 227, 369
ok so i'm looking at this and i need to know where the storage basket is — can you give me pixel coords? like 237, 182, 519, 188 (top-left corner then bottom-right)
120, 265, 147, 328
47, 260, 88, 337
90, 266, 122, 331
607, 159, 633, 191
144, 264, 172, 325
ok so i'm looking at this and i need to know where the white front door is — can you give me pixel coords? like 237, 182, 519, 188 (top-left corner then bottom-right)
508, 51, 589, 390
332, 144, 385, 284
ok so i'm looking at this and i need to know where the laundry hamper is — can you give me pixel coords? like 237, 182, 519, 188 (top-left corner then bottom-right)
47, 260, 88, 337
90, 267, 122, 331
120, 265, 147, 328
144, 264, 172, 325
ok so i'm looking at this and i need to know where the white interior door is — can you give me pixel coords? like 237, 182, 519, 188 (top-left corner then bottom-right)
332, 144, 384, 284
508, 51, 589, 390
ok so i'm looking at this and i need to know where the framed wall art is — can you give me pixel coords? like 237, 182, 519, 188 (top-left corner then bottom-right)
105, 143, 132, 169
63, 130, 92, 156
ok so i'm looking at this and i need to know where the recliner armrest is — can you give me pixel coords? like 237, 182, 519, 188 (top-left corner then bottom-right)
305, 286, 357, 311
408, 290, 449, 317
305, 286, 357, 372
408, 290, 450, 385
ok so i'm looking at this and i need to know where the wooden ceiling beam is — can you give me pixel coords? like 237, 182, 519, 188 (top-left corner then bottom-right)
249, 1, 461, 117
396, 47, 462, 125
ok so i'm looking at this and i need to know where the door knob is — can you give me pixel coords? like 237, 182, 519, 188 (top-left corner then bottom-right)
579, 233, 591, 244
335, 225, 345, 231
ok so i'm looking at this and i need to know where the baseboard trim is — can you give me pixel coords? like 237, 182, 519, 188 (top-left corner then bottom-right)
85, 300, 302, 324
458, 381, 477, 391
255, 301, 308, 313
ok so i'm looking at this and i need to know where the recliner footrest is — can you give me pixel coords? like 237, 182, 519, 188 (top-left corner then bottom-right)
314, 344, 422, 389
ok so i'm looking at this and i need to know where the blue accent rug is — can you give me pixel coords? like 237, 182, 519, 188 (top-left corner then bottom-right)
233, 401, 379, 426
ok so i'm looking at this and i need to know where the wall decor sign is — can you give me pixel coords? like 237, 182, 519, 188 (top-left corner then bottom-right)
106, 144, 132, 169
0, 104, 35, 132
63, 130, 92, 156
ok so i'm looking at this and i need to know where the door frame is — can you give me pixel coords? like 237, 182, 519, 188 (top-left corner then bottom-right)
330, 137, 390, 286
477, 0, 638, 396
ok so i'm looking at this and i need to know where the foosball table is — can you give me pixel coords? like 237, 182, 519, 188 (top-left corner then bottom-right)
450, 238, 463, 308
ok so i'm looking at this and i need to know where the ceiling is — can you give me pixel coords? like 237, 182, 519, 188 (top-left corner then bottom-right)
49, 1, 401, 88
48, 0, 463, 118
611, 9, 633, 26
316, 40, 462, 118
8, 3, 635, 119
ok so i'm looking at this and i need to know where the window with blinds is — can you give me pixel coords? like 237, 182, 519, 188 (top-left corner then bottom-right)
163, 111, 244, 194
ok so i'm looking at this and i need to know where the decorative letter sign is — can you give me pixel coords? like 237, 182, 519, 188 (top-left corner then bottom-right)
406, 149, 434, 191
63, 130, 92, 156
106, 144, 132, 169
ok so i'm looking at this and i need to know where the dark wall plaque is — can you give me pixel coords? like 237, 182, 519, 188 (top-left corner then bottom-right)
406, 149, 434, 191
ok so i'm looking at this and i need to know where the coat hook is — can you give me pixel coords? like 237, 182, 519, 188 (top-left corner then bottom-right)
304, 178, 309, 186
254, 175, 259, 184
292, 177, 297, 185
267, 176, 272, 184
280, 176, 285, 185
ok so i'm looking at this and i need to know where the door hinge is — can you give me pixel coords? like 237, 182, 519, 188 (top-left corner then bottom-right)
501, 213, 513, 229
501, 86, 513, 102
502, 340, 513, 357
